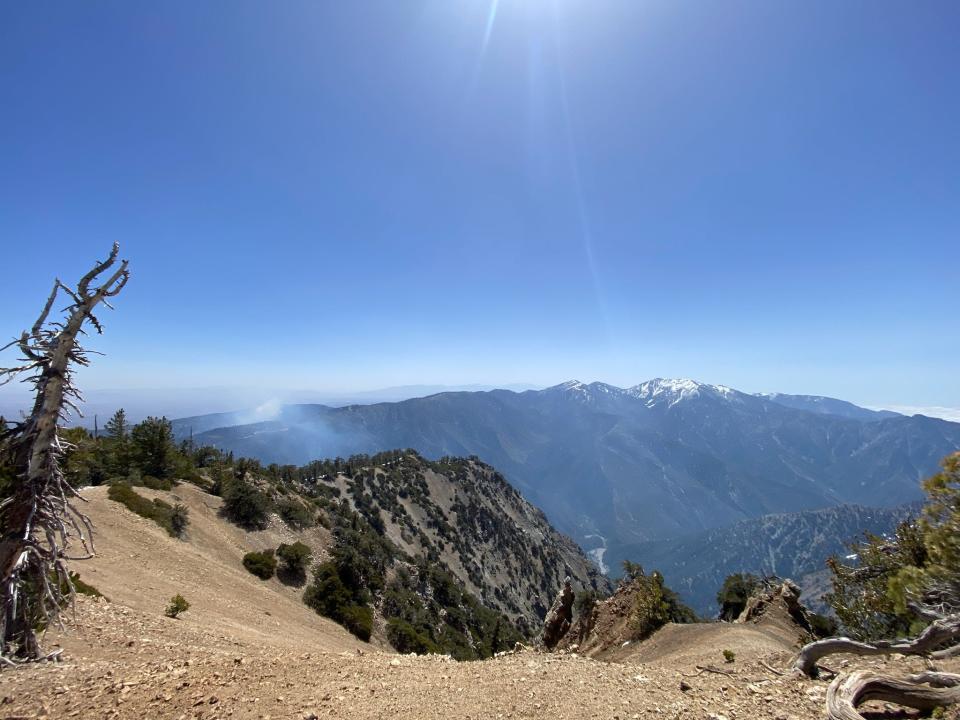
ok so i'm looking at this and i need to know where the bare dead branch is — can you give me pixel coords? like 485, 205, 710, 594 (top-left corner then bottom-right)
759, 660, 785, 676
793, 614, 960, 678
30, 282, 60, 337
76, 242, 120, 297
826, 670, 960, 720
0, 245, 129, 663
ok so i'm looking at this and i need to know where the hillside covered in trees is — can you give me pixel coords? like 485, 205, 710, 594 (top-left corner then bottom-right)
39, 410, 608, 656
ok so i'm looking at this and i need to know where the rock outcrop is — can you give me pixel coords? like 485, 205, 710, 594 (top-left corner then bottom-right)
736, 579, 815, 637
541, 578, 574, 649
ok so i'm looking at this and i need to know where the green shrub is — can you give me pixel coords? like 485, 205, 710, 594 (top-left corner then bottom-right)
243, 550, 277, 579
141, 474, 174, 491
574, 589, 603, 620
55, 571, 106, 602
304, 562, 350, 615
386, 618, 438, 655
809, 612, 839, 639
625, 565, 697, 640
107, 483, 180, 537
722, 649, 736, 663
165, 594, 190, 618
69, 572, 104, 599
277, 498, 314, 529
303, 561, 372, 641
276, 541, 312, 582
221, 477, 270, 529
717, 573, 761, 622
340, 604, 373, 641
622, 560, 645, 581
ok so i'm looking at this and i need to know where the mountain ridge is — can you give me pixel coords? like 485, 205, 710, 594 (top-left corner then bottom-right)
176, 379, 960, 594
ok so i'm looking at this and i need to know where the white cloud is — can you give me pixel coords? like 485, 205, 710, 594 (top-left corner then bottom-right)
870, 405, 960, 422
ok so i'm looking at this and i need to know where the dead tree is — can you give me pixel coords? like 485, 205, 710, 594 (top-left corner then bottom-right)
793, 613, 960, 678
0, 244, 129, 662
826, 670, 960, 720
794, 577, 960, 718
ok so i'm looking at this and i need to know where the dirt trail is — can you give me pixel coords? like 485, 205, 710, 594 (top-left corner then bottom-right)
599, 621, 797, 667
0, 484, 955, 719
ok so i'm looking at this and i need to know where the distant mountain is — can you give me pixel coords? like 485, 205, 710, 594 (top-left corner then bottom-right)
757, 392, 901, 421
184, 379, 960, 574
619, 503, 920, 616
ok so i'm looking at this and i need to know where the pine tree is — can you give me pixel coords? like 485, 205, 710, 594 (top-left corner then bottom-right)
104, 408, 128, 441
130, 416, 176, 480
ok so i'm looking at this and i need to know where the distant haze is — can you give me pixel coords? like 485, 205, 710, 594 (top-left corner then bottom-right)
1, 382, 958, 426
0, 383, 542, 426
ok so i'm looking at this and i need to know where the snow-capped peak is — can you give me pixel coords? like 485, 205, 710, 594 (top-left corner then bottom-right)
627, 378, 738, 407
544, 378, 743, 407
545, 380, 626, 400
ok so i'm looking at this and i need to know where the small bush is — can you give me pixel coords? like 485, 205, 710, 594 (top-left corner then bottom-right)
141, 474, 174, 491
221, 477, 270, 529
276, 541, 312, 584
69, 572, 104, 599
626, 568, 694, 639
243, 550, 277, 579
277, 498, 314, 529
107, 483, 180, 537
165, 594, 190, 618
55, 571, 106, 602
716, 573, 761, 622
722, 649, 736, 663
170, 504, 190, 538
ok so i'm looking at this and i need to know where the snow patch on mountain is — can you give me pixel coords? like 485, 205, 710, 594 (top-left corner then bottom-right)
627, 378, 738, 407
548, 380, 626, 402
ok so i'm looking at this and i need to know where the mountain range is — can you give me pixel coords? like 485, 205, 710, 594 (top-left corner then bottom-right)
174, 379, 960, 595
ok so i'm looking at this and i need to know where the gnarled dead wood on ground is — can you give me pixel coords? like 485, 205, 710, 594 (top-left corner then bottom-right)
0, 244, 129, 662
793, 613, 960, 678
825, 670, 960, 720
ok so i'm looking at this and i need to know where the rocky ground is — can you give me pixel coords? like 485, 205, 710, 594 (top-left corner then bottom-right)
4, 594, 955, 719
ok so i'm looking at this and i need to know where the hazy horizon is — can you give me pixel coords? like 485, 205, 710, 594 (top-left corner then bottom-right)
2, 378, 958, 426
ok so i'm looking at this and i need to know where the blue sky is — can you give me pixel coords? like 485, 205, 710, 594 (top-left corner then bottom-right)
1, 1, 958, 412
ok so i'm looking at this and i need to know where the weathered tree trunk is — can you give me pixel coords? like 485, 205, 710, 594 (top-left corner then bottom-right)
0, 244, 129, 661
825, 670, 960, 720
793, 613, 960, 677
